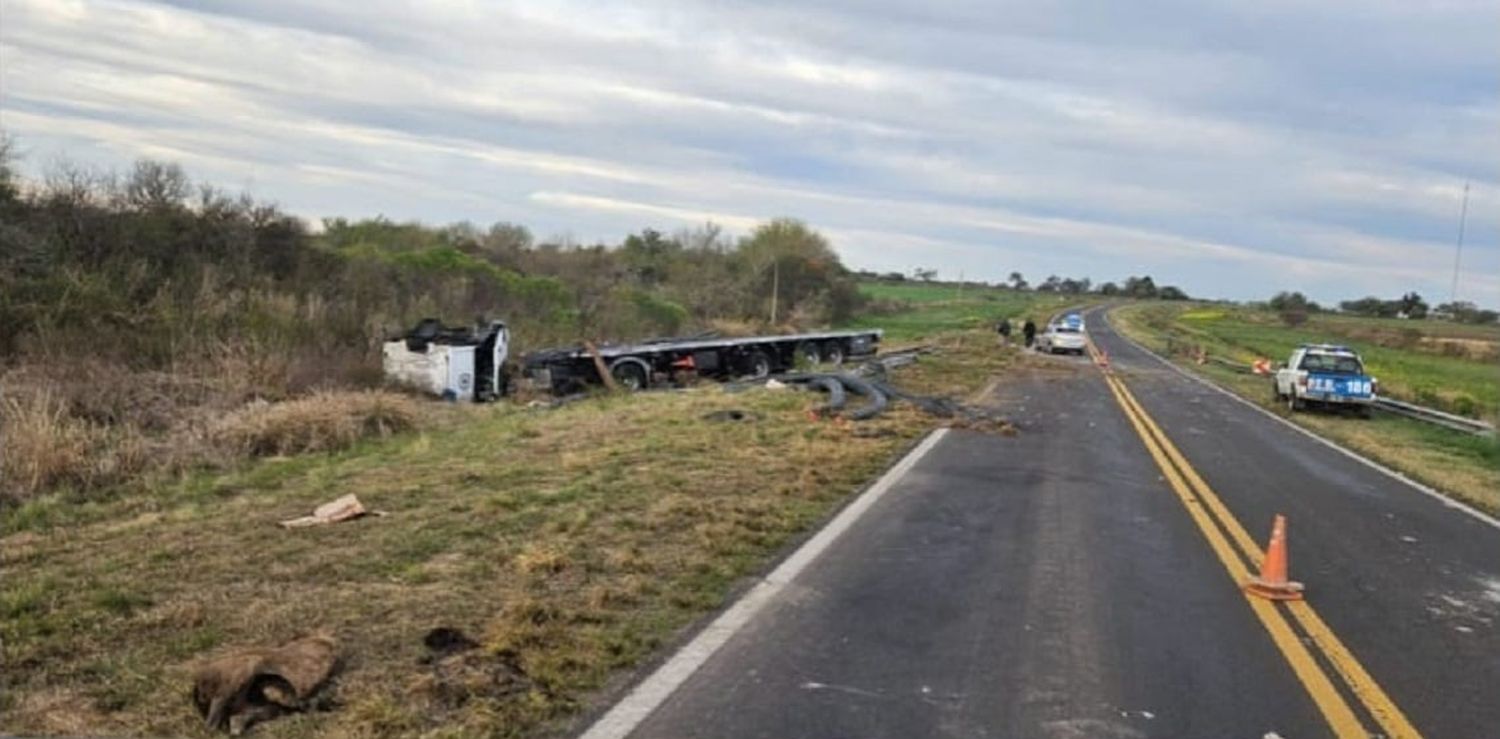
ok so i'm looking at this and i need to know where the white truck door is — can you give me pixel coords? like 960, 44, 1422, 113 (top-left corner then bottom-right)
447, 346, 476, 401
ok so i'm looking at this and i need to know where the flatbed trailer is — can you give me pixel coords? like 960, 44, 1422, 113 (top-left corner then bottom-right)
522, 328, 882, 394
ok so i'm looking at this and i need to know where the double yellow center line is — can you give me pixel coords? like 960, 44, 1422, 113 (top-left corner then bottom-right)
1087, 339, 1420, 739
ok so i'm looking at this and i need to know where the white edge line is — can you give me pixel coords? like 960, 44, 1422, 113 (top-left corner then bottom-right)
1098, 307, 1500, 531
578, 427, 952, 739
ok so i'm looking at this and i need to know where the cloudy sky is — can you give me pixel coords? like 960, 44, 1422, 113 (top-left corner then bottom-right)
2, 0, 1496, 304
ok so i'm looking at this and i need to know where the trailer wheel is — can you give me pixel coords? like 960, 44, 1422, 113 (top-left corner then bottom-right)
820, 341, 846, 366
795, 341, 821, 368
609, 360, 650, 392
742, 349, 772, 379
1287, 393, 1304, 412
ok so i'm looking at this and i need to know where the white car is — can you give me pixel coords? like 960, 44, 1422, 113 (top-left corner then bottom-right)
1038, 324, 1087, 355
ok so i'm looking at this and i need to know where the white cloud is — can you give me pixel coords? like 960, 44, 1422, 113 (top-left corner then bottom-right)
2, 0, 1496, 305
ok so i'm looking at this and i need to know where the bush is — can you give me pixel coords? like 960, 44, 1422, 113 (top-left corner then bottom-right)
214, 391, 420, 458
1, 389, 149, 503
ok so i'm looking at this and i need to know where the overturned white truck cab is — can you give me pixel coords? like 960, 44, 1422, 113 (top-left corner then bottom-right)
381, 319, 509, 402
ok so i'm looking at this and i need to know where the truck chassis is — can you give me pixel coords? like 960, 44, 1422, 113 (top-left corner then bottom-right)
522, 329, 882, 394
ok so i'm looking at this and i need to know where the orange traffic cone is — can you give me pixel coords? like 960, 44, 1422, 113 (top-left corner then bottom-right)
1244, 514, 1305, 601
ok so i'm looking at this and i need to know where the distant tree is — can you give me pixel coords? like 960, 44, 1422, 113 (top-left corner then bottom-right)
122, 159, 190, 211
1098, 282, 1120, 296
882, 271, 906, 281
1398, 291, 1429, 319
1008, 271, 1028, 290
1279, 308, 1309, 327
475, 221, 532, 267
1339, 296, 1402, 318
621, 228, 680, 286
912, 267, 938, 281
1122, 275, 1158, 299
1158, 285, 1189, 301
1436, 301, 1499, 325
739, 218, 864, 323
0, 132, 17, 205
1268, 291, 1310, 312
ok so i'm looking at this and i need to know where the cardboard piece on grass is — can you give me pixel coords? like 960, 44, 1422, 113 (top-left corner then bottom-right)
278, 494, 382, 528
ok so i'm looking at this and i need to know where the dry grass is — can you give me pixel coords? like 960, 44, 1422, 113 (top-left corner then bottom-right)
0, 332, 1020, 738
1, 356, 423, 507
214, 391, 420, 459
0, 389, 151, 502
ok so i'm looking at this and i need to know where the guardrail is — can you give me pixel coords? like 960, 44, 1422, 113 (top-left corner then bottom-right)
1186, 350, 1496, 437
1371, 397, 1496, 436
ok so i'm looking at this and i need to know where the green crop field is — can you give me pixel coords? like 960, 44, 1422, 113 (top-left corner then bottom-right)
846, 281, 1084, 342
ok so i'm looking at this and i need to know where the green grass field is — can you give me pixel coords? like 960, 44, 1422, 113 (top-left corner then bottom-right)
1113, 303, 1499, 513
846, 281, 1084, 342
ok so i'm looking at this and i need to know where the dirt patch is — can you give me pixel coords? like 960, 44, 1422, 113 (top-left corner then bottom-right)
1419, 336, 1500, 362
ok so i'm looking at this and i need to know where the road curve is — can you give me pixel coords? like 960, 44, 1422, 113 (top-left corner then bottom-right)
579, 307, 1500, 739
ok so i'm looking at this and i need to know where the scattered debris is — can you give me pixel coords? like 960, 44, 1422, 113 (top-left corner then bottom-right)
421, 627, 480, 661
702, 409, 762, 423
728, 350, 1016, 433
414, 628, 533, 709
192, 633, 340, 735
279, 494, 379, 528
803, 375, 847, 418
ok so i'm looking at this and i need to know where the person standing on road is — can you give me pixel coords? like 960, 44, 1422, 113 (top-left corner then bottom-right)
1022, 319, 1037, 348
997, 317, 1012, 346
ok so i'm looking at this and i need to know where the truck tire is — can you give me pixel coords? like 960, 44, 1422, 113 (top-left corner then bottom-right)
609, 360, 650, 392
820, 341, 846, 366
1287, 393, 1303, 412
741, 349, 772, 379
795, 341, 821, 368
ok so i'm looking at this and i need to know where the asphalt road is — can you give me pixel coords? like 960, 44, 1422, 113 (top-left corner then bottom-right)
586, 307, 1500, 739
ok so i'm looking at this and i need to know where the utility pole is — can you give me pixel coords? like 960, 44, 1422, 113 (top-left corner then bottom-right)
1450, 181, 1470, 305
769, 259, 780, 325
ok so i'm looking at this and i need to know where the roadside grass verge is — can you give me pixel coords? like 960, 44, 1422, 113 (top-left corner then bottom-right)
1112, 304, 1500, 514
1, 326, 1025, 738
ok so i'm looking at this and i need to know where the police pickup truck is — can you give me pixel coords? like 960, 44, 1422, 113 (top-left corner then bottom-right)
1273, 344, 1378, 416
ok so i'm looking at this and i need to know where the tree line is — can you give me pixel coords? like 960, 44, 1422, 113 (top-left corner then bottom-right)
861, 269, 1191, 300
0, 146, 865, 386
1267, 290, 1497, 325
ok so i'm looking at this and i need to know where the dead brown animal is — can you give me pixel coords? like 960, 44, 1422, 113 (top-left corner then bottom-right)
191, 633, 339, 735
